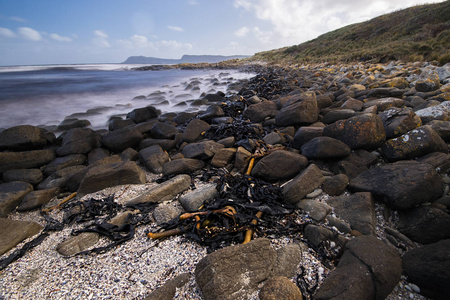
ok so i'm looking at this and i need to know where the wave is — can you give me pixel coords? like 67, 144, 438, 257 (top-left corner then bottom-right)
0, 64, 152, 73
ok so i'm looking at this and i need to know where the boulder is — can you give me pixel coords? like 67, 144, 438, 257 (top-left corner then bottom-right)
37, 165, 86, 191
398, 206, 450, 244
140, 138, 176, 151
0, 218, 43, 256
108, 118, 135, 131
87, 148, 110, 164
120, 147, 139, 162
17, 187, 59, 211
126, 106, 159, 123
182, 119, 210, 143
211, 148, 236, 168
139, 145, 170, 174
428, 120, 450, 142
341, 98, 364, 111
199, 105, 225, 120
153, 203, 182, 225
150, 122, 179, 139
43, 154, 86, 176
417, 152, 450, 173
57, 118, 91, 130
379, 107, 422, 139
415, 101, 450, 123
2, 169, 43, 186
304, 224, 341, 248
415, 71, 441, 92
0, 125, 51, 151
0, 149, 55, 173
0, 181, 34, 217
57, 128, 101, 156
143, 273, 190, 300
251, 150, 308, 182
362, 97, 405, 111
283, 164, 325, 205
381, 125, 448, 162
321, 109, 356, 124
349, 161, 444, 210
322, 174, 349, 196
77, 161, 146, 197
292, 127, 324, 149
402, 239, 450, 300
162, 158, 204, 176
233, 146, 252, 173
243, 101, 278, 123
275, 92, 319, 126
259, 277, 303, 300
181, 140, 224, 160
56, 232, 99, 256
323, 113, 386, 150
326, 192, 376, 235
297, 200, 332, 222
263, 132, 284, 145
178, 184, 218, 212
101, 127, 143, 153
300, 137, 351, 160
331, 150, 378, 179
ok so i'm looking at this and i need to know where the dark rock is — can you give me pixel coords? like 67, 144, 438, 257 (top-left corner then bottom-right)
362, 97, 405, 111
322, 109, 356, 124
243, 101, 278, 123
275, 92, 319, 126
211, 148, 236, 168
139, 145, 169, 174
271, 244, 302, 278
327, 192, 376, 235
181, 140, 224, 160
179, 184, 217, 212
133, 120, 159, 134
0, 218, 43, 256
37, 165, 86, 190
379, 107, 422, 139
202, 93, 224, 103
322, 174, 349, 196
17, 187, 59, 211
151, 122, 179, 139
108, 118, 135, 131
402, 239, 450, 300
126, 106, 159, 123
199, 105, 225, 120
43, 154, 86, 176
0, 181, 34, 217
417, 152, 450, 173
304, 224, 340, 248
233, 146, 251, 173
259, 277, 303, 300
367, 87, 405, 98
0, 125, 52, 151
57, 128, 101, 156
300, 136, 351, 160
263, 132, 284, 145
88, 148, 110, 164
298, 199, 332, 221
2, 169, 43, 186
398, 206, 450, 244
58, 118, 91, 130
415, 72, 441, 92
120, 148, 139, 162
195, 238, 277, 300
323, 113, 386, 150
0, 149, 55, 173
217, 136, 235, 148
77, 161, 146, 197
101, 127, 143, 153
428, 120, 450, 142
349, 161, 444, 210
316, 93, 334, 109
331, 150, 378, 179
182, 119, 211, 143
162, 158, 204, 176
212, 117, 234, 124
326, 215, 352, 234
173, 112, 197, 125
381, 125, 448, 162
251, 150, 308, 182
143, 273, 190, 300
140, 138, 176, 151
292, 127, 323, 149
153, 203, 182, 225
283, 164, 325, 205
341, 98, 364, 111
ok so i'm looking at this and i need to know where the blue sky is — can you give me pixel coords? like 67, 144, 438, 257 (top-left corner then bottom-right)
0, 0, 446, 65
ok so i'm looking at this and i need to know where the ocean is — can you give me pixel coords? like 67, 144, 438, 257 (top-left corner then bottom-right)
0, 64, 254, 130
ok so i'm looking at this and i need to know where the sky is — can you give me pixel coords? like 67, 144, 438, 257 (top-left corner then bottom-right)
0, 0, 446, 66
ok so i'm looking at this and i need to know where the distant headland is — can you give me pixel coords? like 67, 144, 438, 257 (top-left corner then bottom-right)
122, 54, 250, 64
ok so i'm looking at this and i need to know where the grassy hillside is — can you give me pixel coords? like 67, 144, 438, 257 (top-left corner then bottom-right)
250, 1, 450, 65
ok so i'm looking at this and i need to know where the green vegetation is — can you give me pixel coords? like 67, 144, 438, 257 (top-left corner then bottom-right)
249, 1, 450, 65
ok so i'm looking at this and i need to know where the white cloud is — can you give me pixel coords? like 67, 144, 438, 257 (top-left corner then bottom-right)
18, 27, 42, 41
168, 25, 184, 32
50, 33, 73, 42
188, 1, 199, 5
235, 26, 250, 37
10, 16, 26, 22
0, 27, 16, 38
157, 40, 193, 50
92, 30, 110, 48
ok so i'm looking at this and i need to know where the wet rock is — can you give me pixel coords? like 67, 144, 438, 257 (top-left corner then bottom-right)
17, 187, 59, 211
327, 192, 376, 235
283, 164, 325, 205
88, 148, 110, 164
362, 97, 405, 111
126, 106, 159, 123
43, 154, 86, 176
381, 125, 448, 162
0, 125, 52, 151
292, 127, 323, 149
77, 161, 146, 197
402, 239, 450, 300
2, 169, 43, 186
323, 113, 386, 150
349, 161, 444, 210
415, 101, 450, 123
322, 174, 349, 196
151, 122, 179, 139
0, 181, 34, 217
153, 203, 182, 225
181, 119, 211, 143
300, 136, 351, 160
195, 238, 277, 300
173, 112, 197, 125
125, 174, 191, 205
199, 105, 225, 120
398, 206, 450, 244
0, 149, 55, 173
321, 109, 356, 124
179, 184, 217, 212
181, 140, 224, 160
162, 158, 204, 176
140, 138, 176, 151
108, 118, 135, 131
275, 92, 319, 126
56, 232, 99, 256
297, 199, 332, 222
57, 128, 101, 156
211, 148, 236, 168
143, 273, 190, 300
101, 127, 143, 153
251, 150, 308, 182
37, 165, 86, 190
58, 118, 91, 130
243, 101, 278, 123
139, 145, 170, 174
379, 107, 422, 139
233, 146, 251, 173
259, 276, 303, 300
0, 218, 43, 256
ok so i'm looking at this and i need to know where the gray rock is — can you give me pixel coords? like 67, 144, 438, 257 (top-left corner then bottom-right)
428, 120, 450, 142
362, 97, 405, 111
251, 150, 308, 182
304, 225, 341, 248
87, 148, 110, 164
259, 276, 303, 300
43, 154, 86, 176
151, 122, 179, 139
297, 200, 332, 222
139, 145, 170, 174
211, 148, 236, 168
126, 106, 159, 123
153, 203, 182, 225
108, 118, 135, 131
58, 118, 91, 130
182, 140, 224, 160
162, 158, 204, 176
195, 238, 277, 300
0, 218, 43, 256
120, 148, 139, 162
283, 164, 325, 205
140, 138, 176, 151
243, 101, 278, 123
263, 132, 284, 145
292, 127, 324, 149
322, 109, 356, 124
199, 105, 225, 120
37, 165, 86, 190
415, 71, 441, 92
143, 273, 190, 300
217, 136, 235, 148
102, 127, 143, 153
0, 125, 52, 151
322, 174, 349, 196
56, 232, 99, 256
275, 92, 319, 126
178, 184, 217, 212
271, 244, 303, 278
125, 175, 191, 205
379, 107, 422, 139
331, 150, 378, 179
57, 128, 101, 156
0, 149, 55, 173
181, 119, 211, 143
17, 187, 59, 211
349, 161, 444, 210
327, 192, 376, 235
326, 215, 352, 234
300, 136, 351, 159
415, 101, 450, 123
2, 169, 43, 186
0, 181, 34, 217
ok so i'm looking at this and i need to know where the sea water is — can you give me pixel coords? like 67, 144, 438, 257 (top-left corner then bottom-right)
0, 64, 254, 130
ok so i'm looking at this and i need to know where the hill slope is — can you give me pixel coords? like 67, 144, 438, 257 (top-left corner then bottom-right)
251, 1, 450, 65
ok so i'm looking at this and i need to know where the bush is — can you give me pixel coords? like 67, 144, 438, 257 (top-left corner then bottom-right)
438, 53, 450, 65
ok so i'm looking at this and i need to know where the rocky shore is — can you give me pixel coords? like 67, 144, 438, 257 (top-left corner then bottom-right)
1, 61, 450, 299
